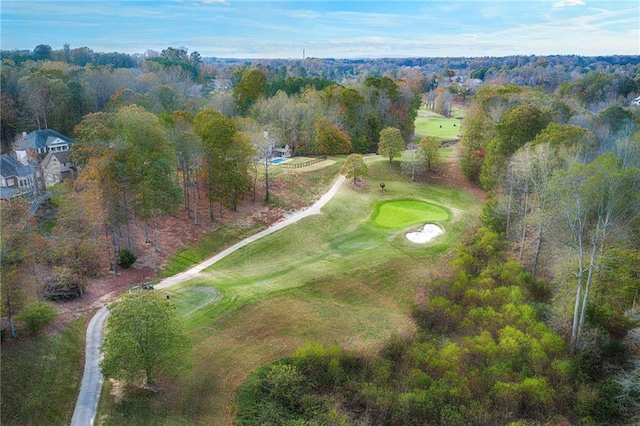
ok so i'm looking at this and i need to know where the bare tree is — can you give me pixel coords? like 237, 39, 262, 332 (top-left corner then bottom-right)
550, 153, 640, 352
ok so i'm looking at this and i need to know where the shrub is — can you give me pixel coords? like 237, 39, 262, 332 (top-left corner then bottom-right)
587, 304, 635, 340
74, 239, 107, 277
412, 296, 463, 334
264, 363, 305, 408
43, 266, 85, 301
117, 248, 137, 268
16, 302, 57, 335
615, 361, 640, 420
519, 272, 552, 302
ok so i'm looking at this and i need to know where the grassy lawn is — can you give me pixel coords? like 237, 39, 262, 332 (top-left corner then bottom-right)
97, 158, 482, 425
1, 319, 85, 426
414, 106, 463, 141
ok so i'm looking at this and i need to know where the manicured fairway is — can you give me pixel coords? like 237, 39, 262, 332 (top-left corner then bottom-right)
414, 107, 462, 141
373, 199, 450, 228
97, 158, 482, 425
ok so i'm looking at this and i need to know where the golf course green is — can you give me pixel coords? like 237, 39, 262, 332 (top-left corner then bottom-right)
373, 199, 450, 228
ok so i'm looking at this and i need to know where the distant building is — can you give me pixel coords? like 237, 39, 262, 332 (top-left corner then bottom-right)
13, 129, 75, 164
272, 144, 291, 158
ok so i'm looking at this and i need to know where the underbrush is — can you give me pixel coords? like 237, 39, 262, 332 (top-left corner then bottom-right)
235, 227, 630, 425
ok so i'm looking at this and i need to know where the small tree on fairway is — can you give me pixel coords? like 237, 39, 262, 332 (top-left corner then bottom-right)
101, 291, 190, 386
378, 127, 405, 163
341, 154, 368, 186
418, 135, 442, 173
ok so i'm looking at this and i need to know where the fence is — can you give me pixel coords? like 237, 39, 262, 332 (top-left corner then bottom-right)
280, 156, 327, 169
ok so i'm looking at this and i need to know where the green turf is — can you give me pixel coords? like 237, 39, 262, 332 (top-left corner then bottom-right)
414, 107, 463, 141
373, 199, 450, 228
97, 158, 482, 425
1, 319, 85, 426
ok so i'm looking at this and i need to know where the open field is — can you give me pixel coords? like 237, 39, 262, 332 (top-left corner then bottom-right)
97, 157, 483, 425
1, 319, 85, 425
414, 106, 464, 142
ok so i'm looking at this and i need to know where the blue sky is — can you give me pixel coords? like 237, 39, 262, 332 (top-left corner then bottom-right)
1, 1, 638, 58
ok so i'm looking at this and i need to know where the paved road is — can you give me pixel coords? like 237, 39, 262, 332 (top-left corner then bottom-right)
70, 175, 346, 425
156, 175, 345, 289
70, 307, 109, 426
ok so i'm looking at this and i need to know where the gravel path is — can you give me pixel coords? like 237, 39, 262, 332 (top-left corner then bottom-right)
70, 175, 345, 425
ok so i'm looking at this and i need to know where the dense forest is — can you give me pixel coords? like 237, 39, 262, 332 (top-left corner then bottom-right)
1, 44, 639, 424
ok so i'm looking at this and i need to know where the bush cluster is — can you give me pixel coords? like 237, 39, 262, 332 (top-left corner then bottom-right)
236, 227, 626, 425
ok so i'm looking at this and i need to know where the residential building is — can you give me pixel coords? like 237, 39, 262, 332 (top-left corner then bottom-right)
41, 150, 77, 185
13, 129, 75, 164
0, 154, 46, 200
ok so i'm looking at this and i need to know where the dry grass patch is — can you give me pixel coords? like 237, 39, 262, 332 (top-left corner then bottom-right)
186, 273, 417, 424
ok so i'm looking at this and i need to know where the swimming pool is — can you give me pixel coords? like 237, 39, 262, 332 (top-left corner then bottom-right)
269, 157, 290, 165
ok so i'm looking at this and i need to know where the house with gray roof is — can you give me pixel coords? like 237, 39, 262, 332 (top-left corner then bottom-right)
0, 154, 46, 200
41, 150, 77, 185
13, 129, 75, 164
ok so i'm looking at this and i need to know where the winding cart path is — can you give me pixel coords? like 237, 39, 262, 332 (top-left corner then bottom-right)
70, 176, 345, 426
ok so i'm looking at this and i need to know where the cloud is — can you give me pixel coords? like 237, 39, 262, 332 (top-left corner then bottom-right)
552, 0, 586, 8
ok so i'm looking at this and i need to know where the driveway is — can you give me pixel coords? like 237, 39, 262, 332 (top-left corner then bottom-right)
70, 175, 345, 425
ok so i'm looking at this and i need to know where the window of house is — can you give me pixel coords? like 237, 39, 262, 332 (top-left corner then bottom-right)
7, 178, 14, 186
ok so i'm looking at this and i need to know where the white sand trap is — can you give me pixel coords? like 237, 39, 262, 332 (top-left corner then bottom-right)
406, 224, 444, 243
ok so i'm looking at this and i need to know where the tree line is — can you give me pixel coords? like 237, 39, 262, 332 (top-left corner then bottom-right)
4, 44, 637, 153
0, 57, 422, 339
458, 81, 640, 352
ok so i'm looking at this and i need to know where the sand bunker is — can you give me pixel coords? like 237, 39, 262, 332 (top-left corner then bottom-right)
406, 224, 444, 243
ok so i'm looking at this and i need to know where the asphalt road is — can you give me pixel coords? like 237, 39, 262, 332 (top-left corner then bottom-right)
70, 306, 109, 426
70, 175, 346, 425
